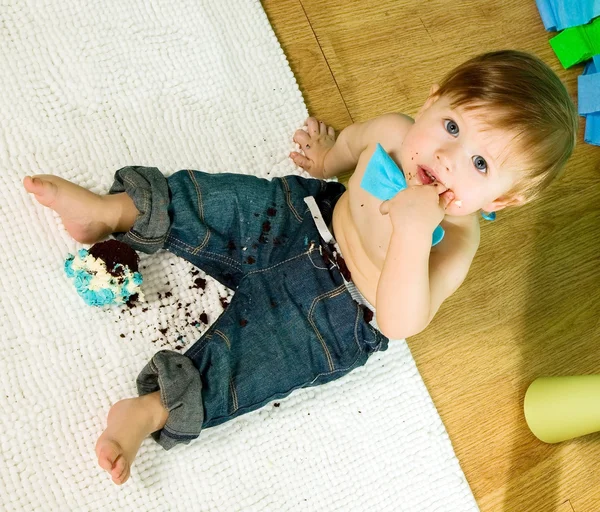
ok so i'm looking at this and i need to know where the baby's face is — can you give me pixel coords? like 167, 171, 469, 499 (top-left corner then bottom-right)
399, 94, 526, 215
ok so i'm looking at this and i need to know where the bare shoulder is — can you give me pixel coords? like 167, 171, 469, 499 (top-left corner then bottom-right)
351, 112, 414, 156
362, 112, 413, 149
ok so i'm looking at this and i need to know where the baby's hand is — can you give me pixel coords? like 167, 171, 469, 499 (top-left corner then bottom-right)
290, 117, 336, 178
380, 184, 455, 234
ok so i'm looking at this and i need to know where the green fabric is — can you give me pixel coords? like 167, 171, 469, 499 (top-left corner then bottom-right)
550, 16, 600, 68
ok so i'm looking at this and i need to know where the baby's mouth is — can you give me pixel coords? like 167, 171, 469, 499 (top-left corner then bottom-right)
417, 165, 436, 185
417, 165, 438, 186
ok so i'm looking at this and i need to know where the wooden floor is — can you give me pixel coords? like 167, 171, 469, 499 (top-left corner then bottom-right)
263, 1, 600, 511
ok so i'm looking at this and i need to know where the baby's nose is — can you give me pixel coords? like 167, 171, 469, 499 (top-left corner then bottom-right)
436, 153, 452, 173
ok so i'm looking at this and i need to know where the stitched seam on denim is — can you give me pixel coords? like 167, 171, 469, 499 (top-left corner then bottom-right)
185, 332, 214, 360
167, 235, 243, 271
152, 358, 172, 413
162, 428, 198, 440
245, 247, 319, 278
125, 231, 165, 244
307, 248, 328, 270
188, 170, 211, 254
213, 329, 231, 350
281, 177, 303, 222
207, 350, 365, 426
352, 303, 363, 352
307, 286, 348, 372
211, 331, 238, 414
123, 175, 151, 226
229, 377, 239, 413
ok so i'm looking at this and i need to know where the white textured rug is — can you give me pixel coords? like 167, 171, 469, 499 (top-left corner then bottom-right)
0, 1, 479, 510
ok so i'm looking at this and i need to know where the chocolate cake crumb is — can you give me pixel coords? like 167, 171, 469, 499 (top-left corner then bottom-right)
193, 277, 207, 289
88, 239, 139, 274
125, 294, 139, 308
362, 307, 374, 324
239, 319, 248, 327
220, 297, 229, 309
267, 207, 277, 217
199, 313, 208, 324
262, 221, 271, 233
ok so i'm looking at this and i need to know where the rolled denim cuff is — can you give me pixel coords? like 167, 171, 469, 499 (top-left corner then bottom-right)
109, 166, 170, 254
137, 350, 204, 450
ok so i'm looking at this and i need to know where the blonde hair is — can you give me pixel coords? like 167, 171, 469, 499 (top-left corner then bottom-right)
436, 50, 578, 203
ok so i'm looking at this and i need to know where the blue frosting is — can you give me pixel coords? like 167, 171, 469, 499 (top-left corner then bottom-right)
360, 143, 445, 246
64, 248, 143, 307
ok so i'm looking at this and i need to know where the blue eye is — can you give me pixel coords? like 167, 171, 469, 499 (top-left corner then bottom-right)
473, 155, 488, 173
444, 119, 459, 136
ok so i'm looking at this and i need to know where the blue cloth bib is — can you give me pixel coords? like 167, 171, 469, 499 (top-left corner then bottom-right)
360, 143, 445, 246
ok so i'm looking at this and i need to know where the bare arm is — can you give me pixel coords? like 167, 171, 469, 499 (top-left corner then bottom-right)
290, 114, 412, 178
376, 217, 478, 339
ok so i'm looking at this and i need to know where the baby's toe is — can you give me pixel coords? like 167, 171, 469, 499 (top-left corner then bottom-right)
23, 175, 58, 206
96, 439, 121, 472
111, 455, 130, 485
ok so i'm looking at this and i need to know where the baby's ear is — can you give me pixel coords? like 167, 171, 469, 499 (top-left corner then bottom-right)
482, 193, 526, 212
415, 84, 441, 119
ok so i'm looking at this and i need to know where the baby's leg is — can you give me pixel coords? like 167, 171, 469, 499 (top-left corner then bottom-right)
95, 392, 168, 485
23, 175, 139, 244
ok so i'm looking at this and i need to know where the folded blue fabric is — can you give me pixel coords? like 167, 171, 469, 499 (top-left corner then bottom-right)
535, 0, 600, 31
584, 113, 600, 145
580, 56, 600, 145
578, 72, 600, 114
360, 143, 445, 246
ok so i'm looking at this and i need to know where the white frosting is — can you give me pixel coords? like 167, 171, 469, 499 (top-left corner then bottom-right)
71, 252, 145, 302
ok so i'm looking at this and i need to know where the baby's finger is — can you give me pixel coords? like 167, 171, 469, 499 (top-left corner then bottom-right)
328, 125, 335, 138
306, 117, 319, 136
290, 151, 313, 171
439, 190, 455, 210
433, 182, 448, 195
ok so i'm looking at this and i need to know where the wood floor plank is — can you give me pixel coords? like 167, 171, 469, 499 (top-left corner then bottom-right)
262, 0, 351, 129
266, 0, 600, 510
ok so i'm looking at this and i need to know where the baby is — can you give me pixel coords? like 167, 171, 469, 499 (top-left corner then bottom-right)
23, 50, 577, 485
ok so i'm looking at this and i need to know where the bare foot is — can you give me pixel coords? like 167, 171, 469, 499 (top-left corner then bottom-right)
95, 393, 168, 485
23, 175, 135, 244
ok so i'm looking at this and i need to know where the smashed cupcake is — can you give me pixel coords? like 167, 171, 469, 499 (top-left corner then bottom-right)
64, 239, 144, 307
